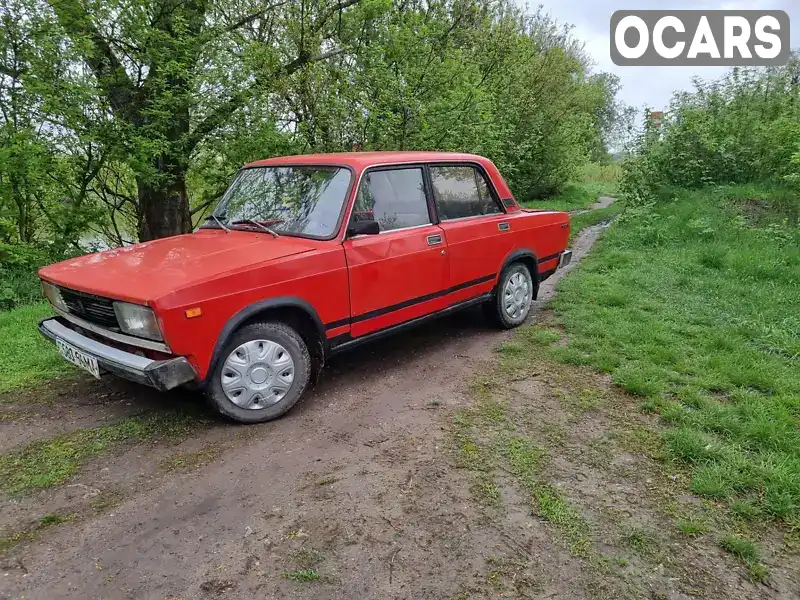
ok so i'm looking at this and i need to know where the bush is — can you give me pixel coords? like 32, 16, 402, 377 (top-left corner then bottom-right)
0, 243, 66, 310
621, 61, 800, 203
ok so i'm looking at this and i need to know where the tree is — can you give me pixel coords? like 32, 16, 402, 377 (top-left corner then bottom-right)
42, 0, 366, 241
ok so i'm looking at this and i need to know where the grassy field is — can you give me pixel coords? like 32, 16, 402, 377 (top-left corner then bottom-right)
542, 185, 800, 525
523, 163, 621, 213
0, 302, 68, 394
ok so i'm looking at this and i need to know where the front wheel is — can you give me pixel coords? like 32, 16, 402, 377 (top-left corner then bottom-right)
485, 262, 535, 329
205, 321, 311, 423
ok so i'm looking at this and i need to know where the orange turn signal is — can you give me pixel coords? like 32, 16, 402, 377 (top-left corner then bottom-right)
185, 307, 203, 319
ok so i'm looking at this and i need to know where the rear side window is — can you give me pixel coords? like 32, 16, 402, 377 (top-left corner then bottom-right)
352, 168, 431, 232
430, 165, 502, 220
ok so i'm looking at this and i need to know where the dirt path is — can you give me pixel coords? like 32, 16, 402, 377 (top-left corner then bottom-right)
2, 214, 796, 599
569, 195, 616, 216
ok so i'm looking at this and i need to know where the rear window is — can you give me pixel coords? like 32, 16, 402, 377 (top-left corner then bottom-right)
430, 166, 502, 220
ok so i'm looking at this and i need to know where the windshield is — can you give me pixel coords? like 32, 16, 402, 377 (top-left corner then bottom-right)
210, 166, 351, 238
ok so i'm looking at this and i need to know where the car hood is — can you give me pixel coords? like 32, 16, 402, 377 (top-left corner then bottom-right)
39, 229, 318, 304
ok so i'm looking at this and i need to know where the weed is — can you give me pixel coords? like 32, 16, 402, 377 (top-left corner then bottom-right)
160, 446, 221, 472
0, 512, 75, 555
532, 484, 591, 557
720, 534, 760, 563
316, 475, 338, 486
747, 562, 769, 582
623, 526, 659, 555
720, 534, 768, 581
38, 513, 72, 526
676, 516, 707, 537
282, 568, 320, 582
503, 437, 545, 482
0, 411, 201, 494
471, 475, 501, 506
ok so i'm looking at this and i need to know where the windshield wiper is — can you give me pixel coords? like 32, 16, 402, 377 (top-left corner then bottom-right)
211, 214, 230, 232
200, 213, 230, 232
230, 219, 280, 238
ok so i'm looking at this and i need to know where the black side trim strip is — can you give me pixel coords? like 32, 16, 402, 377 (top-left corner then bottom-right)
324, 273, 495, 330
325, 317, 351, 330
538, 252, 561, 264
351, 273, 494, 324
329, 292, 493, 354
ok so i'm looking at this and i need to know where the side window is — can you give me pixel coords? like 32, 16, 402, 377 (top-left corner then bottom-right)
352, 168, 431, 232
430, 166, 502, 221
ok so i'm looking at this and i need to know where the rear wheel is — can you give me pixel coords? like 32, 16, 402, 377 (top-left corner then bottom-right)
485, 262, 534, 329
205, 321, 311, 423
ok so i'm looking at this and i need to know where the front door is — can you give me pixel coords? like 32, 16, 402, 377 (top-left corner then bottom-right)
344, 166, 449, 338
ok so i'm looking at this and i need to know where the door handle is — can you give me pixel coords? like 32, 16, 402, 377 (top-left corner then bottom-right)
427, 234, 443, 246
498, 222, 510, 232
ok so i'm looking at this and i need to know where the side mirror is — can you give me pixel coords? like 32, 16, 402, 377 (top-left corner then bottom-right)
347, 220, 380, 237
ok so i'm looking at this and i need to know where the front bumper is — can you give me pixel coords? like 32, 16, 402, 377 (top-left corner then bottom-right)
38, 317, 197, 391
558, 250, 573, 269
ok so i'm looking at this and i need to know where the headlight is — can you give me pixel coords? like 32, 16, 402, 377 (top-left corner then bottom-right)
42, 281, 68, 312
113, 302, 163, 341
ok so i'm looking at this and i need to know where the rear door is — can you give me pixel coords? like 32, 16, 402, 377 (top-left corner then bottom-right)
343, 166, 449, 338
430, 164, 513, 303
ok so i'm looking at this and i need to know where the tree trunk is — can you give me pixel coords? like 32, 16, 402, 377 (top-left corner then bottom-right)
136, 164, 192, 242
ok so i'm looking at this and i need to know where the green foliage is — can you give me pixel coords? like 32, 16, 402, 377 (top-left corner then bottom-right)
281, 568, 321, 582
550, 186, 800, 523
720, 534, 767, 581
0, 242, 74, 309
1, 0, 622, 252
621, 61, 800, 201
0, 302, 70, 391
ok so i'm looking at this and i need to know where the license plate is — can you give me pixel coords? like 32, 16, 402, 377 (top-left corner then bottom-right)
56, 338, 101, 379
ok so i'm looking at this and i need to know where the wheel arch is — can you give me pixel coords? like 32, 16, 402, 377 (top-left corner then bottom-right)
203, 297, 326, 387
498, 248, 540, 300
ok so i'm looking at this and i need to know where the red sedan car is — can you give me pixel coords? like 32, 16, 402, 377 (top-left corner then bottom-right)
38, 152, 571, 423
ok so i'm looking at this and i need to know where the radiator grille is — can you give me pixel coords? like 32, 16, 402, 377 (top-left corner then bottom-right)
58, 287, 118, 329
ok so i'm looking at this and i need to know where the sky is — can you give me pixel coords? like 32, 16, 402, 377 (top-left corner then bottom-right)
540, 0, 800, 112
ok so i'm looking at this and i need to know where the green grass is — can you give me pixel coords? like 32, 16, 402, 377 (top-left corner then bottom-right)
676, 515, 708, 537
0, 411, 202, 494
0, 512, 75, 555
0, 302, 69, 393
524, 180, 618, 213
522, 163, 620, 213
282, 568, 321, 582
545, 184, 800, 524
569, 203, 624, 242
720, 534, 768, 581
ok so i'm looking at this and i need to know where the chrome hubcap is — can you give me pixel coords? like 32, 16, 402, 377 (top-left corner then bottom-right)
221, 340, 295, 410
503, 271, 532, 320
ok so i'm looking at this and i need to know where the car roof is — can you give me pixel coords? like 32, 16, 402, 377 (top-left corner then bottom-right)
244, 151, 490, 169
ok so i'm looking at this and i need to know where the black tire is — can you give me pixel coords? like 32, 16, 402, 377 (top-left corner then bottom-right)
485, 262, 534, 329
205, 321, 311, 424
